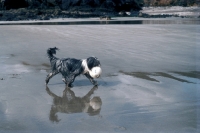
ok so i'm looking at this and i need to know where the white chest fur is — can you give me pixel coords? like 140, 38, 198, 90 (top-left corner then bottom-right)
82, 59, 89, 74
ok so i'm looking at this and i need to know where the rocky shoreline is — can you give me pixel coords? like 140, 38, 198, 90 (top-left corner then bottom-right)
0, 0, 200, 21
1, 7, 199, 21
0, 0, 142, 21
0, 8, 102, 21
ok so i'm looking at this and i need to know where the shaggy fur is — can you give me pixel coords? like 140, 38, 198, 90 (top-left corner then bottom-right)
46, 47, 101, 87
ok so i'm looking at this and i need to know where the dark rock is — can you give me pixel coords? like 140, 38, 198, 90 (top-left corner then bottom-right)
36, 10, 43, 15
119, 11, 127, 16
0, 0, 145, 21
54, 9, 62, 15
3, 0, 143, 12
61, 0, 80, 10
4, 0, 28, 10
130, 11, 139, 17
42, 15, 50, 20
138, 12, 151, 18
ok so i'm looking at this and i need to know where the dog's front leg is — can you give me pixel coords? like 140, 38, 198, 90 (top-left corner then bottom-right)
46, 71, 59, 85
84, 73, 97, 85
68, 74, 76, 87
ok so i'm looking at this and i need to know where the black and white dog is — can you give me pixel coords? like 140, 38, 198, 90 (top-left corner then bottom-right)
46, 47, 101, 87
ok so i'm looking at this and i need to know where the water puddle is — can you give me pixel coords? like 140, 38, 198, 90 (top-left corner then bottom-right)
119, 71, 199, 84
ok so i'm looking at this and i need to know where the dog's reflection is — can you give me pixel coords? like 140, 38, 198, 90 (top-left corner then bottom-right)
46, 85, 102, 123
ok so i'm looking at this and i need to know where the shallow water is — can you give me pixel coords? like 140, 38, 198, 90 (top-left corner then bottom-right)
0, 19, 200, 133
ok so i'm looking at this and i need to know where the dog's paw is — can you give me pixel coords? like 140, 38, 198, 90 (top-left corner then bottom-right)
68, 83, 74, 88
65, 82, 73, 88
45, 77, 49, 84
92, 80, 98, 86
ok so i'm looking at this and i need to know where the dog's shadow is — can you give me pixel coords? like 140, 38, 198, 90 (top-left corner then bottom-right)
75, 78, 120, 87
46, 85, 102, 123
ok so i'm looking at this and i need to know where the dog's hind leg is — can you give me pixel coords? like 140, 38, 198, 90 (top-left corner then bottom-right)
62, 74, 76, 87
68, 75, 75, 87
46, 71, 59, 85
62, 77, 68, 84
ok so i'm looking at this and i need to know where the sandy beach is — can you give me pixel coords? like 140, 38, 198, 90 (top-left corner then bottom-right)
0, 18, 200, 132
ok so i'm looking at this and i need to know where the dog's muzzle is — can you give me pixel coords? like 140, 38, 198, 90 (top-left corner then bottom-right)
89, 67, 102, 79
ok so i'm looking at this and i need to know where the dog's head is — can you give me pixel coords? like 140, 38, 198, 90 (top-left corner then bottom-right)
86, 57, 102, 78
86, 57, 101, 70
47, 47, 59, 55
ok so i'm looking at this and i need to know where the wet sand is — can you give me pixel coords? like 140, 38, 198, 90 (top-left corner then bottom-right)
0, 20, 200, 132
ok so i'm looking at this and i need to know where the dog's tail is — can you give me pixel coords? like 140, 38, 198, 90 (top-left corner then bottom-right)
47, 47, 59, 59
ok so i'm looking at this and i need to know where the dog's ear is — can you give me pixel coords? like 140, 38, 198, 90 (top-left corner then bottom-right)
54, 47, 59, 50
49, 47, 59, 55
92, 56, 98, 60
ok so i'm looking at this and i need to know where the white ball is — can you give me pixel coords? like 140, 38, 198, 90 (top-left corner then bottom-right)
89, 67, 102, 78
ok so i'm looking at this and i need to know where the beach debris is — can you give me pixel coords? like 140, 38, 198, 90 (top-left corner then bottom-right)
100, 15, 111, 20
9, 74, 21, 79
